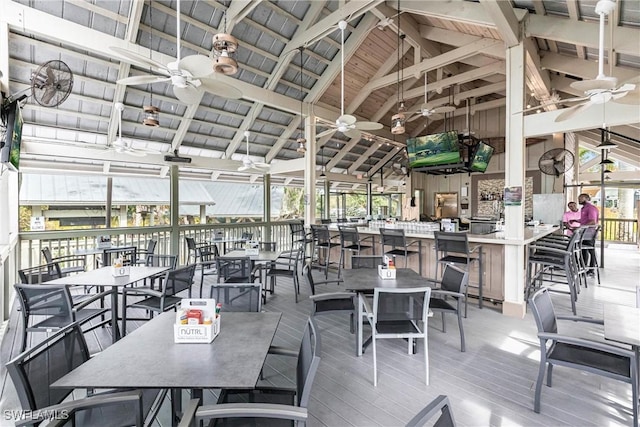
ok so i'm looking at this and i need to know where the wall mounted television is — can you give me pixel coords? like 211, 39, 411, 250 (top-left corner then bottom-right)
469, 141, 494, 173
0, 100, 23, 172
406, 130, 461, 169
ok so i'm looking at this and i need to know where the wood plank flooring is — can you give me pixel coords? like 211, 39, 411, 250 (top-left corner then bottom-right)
1, 245, 638, 426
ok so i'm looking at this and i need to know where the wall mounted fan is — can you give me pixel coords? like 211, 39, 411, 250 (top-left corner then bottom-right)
538, 148, 574, 177
321, 21, 383, 140
238, 131, 270, 172
110, 0, 242, 104
30, 60, 74, 107
406, 73, 455, 122
550, 0, 638, 121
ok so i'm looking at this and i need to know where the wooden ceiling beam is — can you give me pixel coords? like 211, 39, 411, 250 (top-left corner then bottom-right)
541, 52, 638, 83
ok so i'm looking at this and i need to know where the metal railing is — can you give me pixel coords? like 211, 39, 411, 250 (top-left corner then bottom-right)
18, 221, 302, 272
603, 218, 638, 244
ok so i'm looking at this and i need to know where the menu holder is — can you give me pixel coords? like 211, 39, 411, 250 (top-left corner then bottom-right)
245, 240, 260, 256
96, 235, 112, 249
174, 299, 220, 344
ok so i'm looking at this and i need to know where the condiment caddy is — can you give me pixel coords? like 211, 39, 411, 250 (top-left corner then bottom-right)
378, 255, 397, 279
173, 299, 221, 343
111, 257, 130, 277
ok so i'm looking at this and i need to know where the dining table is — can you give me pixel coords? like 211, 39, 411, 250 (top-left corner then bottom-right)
341, 268, 429, 356
219, 249, 283, 300
47, 266, 170, 343
52, 310, 282, 426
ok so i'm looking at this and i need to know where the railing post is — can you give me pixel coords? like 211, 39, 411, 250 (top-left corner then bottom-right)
264, 174, 272, 245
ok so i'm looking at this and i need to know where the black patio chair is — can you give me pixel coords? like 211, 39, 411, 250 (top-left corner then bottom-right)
42, 246, 86, 276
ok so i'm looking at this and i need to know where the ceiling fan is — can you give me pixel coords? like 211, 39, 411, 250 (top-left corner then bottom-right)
321, 21, 383, 140
407, 73, 455, 123
238, 131, 270, 172
106, 102, 157, 157
551, 0, 638, 122
110, 0, 242, 104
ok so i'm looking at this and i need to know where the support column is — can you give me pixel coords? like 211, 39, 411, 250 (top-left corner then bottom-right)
170, 165, 180, 258
105, 177, 113, 228
199, 205, 206, 224
503, 41, 527, 318
263, 173, 271, 243
303, 114, 316, 225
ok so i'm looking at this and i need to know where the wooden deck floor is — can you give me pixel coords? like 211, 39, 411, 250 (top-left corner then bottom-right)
1, 245, 638, 426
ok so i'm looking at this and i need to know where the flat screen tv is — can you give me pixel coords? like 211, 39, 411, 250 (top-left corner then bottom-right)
1, 100, 23, 171
469, 141, 494, 173
406, 130, 461, 168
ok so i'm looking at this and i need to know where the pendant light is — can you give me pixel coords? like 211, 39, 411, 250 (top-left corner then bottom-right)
296, 47, 307, 154
212, 9, 239, 75
391, 0, 405, 135
142, 3, 159, 127
596, 126, 618, 150
319, 146, 326, 178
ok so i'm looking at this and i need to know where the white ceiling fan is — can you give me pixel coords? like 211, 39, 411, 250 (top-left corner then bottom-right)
110, 0, 242, 104
238, 131, 270, 173
406, 73, 456, 122
552, 0, 639, 122
107, 102, 157, 157
321, 21, 383, 140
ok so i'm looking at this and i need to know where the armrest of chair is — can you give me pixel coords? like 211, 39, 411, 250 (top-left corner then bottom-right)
53, 254, 87, 265
194, 403, 307, 424
308, 278, 344, 287
267, 345, 298, 357
529, 245, 570, 256
309, 292, 354, 302
469, 244, 482, 254
537, 332, 635, 357
122, 287, 163, 298
359, 235, 376, 244
72, 288, 113, 310
17, 389, 144, 427
406, 239, 422, 248
556, 315, 604, 325
430, 289, 465, 299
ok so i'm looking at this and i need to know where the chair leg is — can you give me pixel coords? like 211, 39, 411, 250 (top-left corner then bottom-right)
457, 312, 466, 352
534, 359, 546, 413
372, 334, 378, 387
424, 335, 429, 385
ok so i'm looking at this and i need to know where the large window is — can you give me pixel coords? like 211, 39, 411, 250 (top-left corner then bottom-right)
371, 193, 404, 219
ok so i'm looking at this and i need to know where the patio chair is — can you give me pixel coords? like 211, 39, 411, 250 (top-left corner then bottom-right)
528, 287, 638, 426
310, 224, 340, 278
363, 286, 432, 386
134, 239, 157, 265
427, 264, 469, 352
121, 264, 197, 336
351, 254, 383, 269
6, 322, 166, 427
262, 244, 304, 302
143, 253, 178, 288
99, 246, 137, 267
405, 395, 456, 427
13, 283, 111, 352
41, 246, 86, 276
214, 282, 262, 312
303, 264, 356, 335
19, 262, 97, 306
179, 317, 321, 427
337, 224, 375, 278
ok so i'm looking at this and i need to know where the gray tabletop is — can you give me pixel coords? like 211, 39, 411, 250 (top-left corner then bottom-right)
47, 266, 169, 287
220, 250, 282, 262
604, 304, 640, 347
75, 245, 133, 256
342, 268, 426, 292
52, 311, 282, 390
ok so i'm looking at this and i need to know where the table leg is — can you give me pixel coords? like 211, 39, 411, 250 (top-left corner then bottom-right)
357, 293, 364, 357
111, 288, 120, 343
419, 241, 423, 276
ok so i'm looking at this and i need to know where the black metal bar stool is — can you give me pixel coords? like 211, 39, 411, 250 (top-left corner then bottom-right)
337, 225, 375, 278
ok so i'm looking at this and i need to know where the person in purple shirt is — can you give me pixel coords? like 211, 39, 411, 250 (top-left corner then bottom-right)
578, 193, 599, 274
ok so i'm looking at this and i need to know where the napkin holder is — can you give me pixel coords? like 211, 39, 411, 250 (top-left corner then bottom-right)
111, 257, 130, 277
174, 299, 220, 344
245, 240, 260, 256
378, 265, 396, 280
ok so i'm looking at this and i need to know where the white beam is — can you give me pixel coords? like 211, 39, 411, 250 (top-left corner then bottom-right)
479, 0, 522, 48
541, 52, 638, 83
419, 26, 505, 60
268, 157, 306, 175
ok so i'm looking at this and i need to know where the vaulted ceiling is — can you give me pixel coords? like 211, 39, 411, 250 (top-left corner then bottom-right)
1, 0, 639, 190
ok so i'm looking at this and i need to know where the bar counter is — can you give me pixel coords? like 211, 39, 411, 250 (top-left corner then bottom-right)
325, 224, 559, 312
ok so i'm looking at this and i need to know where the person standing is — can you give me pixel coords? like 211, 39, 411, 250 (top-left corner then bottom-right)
578, 193, 599, 274
562, 202, 581, 236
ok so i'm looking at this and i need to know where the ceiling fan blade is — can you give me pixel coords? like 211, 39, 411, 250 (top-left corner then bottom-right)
315, 128, 337, 139
611, 90, 640, 105
612, 83, 636, 93
124, 149, 147, 157
110, 47, 170, 74
570, 77, 618, 92
199, 77, 243, 100
353, 121, 383, 131
117, 75, 170, 86
406, 113, 423, 123
337, 114, 357, 126
179, 55, 215, 78
432, 105, 456, 114
173, 85, 204, 104
554, 102, 592, 122
238, 165, 251, 172
429, 113, 444, 121
343, 129, 362, 140
254, 162, 271, 169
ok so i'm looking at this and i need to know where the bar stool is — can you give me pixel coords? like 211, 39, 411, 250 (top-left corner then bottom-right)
433, 231, 482, 317
289, 221, 312, 263
310, 224, 340, 278
337, 225, 375, 278
580, 225, 601, 284
379, 228, 422, 274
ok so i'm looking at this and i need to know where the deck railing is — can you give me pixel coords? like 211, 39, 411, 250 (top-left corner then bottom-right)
602, 218, 638, 244
18, 221, 301, 271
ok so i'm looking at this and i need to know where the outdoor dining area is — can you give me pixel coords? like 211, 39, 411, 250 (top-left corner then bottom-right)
1, 221, 639, 427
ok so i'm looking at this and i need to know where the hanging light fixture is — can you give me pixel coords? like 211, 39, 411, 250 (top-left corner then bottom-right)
319, 146, 326, 178
212, 10, 239, 75
599, 149, 614, 165
143, 4, 159, 127
596, 126, 618, 150
391, 1, 406, 135
377, 168, 385, 193
296, 47, 307, 154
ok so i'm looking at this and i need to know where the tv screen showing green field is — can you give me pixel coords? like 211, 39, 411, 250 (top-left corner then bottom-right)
406, 131, 461, 168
